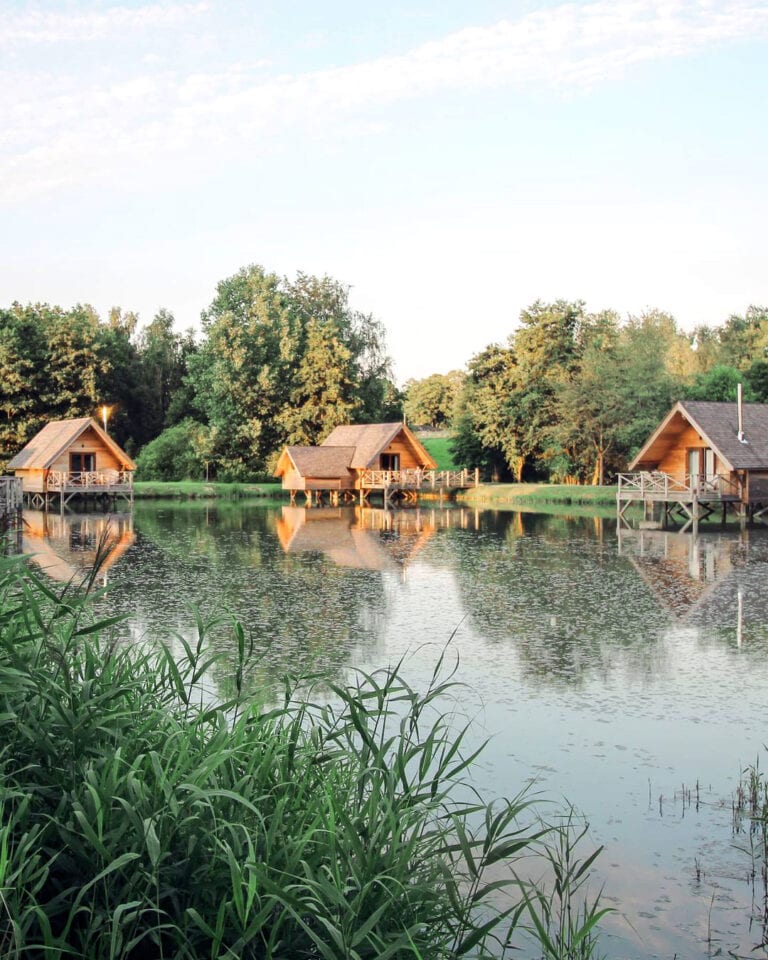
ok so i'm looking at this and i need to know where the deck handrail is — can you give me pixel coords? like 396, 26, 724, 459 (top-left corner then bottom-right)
618, 471, 741, 499
0, 476, 23, 516
47, 469, 133, 490
360, 468, 476, 489
617, 471, 690, 497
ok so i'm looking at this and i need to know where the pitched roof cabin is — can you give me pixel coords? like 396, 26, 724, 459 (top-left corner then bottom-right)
7, 417, 135, 506
274, 422, 439, 504
619, 400, 768, 523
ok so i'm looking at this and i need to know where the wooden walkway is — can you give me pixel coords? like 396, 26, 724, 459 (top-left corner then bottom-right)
293, 468, 479, 506
617, 471, 745, 532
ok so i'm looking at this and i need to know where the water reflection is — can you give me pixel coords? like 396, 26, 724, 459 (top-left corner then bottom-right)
16, 501, 768, 959
275, 504, 479, 571
22, 509, 134, 586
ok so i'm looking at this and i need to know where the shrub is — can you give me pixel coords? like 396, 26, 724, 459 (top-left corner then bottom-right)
134, 420, 205, 481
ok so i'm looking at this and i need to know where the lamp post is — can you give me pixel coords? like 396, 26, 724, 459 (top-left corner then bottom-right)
101, 405, 110, 433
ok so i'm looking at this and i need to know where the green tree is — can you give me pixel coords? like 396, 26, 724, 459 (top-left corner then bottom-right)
684, 364, 756, 402
190, 265, 393, 478
548, 311, 623, 485
403, 371, 464, 428
278, 317, 359, 446
134, 420, 207, 480
451, 345, 519, 480
719, 306, 768, 368
507, 299, 586, 479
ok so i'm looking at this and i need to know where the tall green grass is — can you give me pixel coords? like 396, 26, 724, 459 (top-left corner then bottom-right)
0, 549, 607, 959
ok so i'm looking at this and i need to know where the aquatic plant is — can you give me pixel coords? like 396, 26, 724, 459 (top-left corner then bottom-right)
0, 551, 606, 959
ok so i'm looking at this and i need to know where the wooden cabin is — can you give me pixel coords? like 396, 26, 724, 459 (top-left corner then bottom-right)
274, 422, 450, 504
7, 417, 135, 508
618, 400, 768, 525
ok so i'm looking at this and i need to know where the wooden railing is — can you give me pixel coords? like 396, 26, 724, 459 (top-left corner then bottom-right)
360, 469, 478, 490
0, 477, 23, 517
47, 470, 133, 490
617, 471, 741, 500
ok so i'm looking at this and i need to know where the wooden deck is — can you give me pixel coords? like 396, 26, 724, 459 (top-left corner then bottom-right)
617, 471, 745, 532
360, 468, 477, 498
291, 468, 479, 506
27, 470, 134, 510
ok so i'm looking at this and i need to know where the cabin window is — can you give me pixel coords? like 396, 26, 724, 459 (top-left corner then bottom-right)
380, 453, 400, 471
70, 453, 95, 475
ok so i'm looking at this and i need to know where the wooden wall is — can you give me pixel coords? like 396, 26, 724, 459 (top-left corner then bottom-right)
655, 424, 729, 479
16, 469, 45, 493
48, 427, 124, 474
380, 434, 429, 470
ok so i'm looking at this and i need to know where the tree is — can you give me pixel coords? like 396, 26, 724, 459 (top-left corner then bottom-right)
278, 317, 359, 446
684, 364, 756, 402
549, 311, 623, 485
134, 420, 207, 481
190, 265, 393, 478
403, 372, 464, 428
451, 345, 519, 480
716, 306, 768, 370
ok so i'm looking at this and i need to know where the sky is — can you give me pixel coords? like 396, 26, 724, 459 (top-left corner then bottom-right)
2, 0, 767, 384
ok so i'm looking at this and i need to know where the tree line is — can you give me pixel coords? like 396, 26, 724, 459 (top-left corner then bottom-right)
1, 265, 766, 483
446, 301, 768, 484
0, 265, 400, 479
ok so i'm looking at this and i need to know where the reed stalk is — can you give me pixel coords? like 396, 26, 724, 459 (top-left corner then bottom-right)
0, 550, 606, 959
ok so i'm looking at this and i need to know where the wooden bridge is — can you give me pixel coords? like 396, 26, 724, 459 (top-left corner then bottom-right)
617, 471, 744, 532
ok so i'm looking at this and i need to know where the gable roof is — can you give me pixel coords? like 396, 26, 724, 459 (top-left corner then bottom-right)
322, 422, 436, 469
277, 446, 356, 478
630, 401, 768, 472
6, 417, 136, 471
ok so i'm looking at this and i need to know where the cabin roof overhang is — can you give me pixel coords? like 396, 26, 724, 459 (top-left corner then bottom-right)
6, 417, 136, 471
273, 445, 356, 479
321, 422, 437, 470
629, 400, 768, 473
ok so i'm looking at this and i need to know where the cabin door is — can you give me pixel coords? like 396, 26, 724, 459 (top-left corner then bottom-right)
687, 448, 715, 490
380, 453, 400, 471
70, 452, 95, 480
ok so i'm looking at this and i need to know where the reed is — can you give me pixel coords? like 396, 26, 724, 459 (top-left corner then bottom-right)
0, 551, 606, 959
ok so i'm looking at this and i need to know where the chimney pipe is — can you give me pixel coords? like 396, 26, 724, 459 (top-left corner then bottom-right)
737, 383, 746, 443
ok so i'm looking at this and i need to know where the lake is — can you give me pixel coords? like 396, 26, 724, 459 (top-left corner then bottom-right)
20, 501, 768, 959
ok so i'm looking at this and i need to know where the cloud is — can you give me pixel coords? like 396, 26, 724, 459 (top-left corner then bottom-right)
1, 0, 766, 203
0, 3, 209, 46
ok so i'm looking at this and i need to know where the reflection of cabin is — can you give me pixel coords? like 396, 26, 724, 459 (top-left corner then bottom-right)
275, 505, 444, 570
21, 510, 135, 586
274, 422, 476, 504
7, 418, 135, 509
616, 526, 741, 619
617, 401, 768, 528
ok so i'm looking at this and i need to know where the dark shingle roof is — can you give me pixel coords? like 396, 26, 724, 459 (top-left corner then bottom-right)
679, 401, 768, 470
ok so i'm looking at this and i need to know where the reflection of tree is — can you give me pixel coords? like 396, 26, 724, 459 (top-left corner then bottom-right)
100, 502, 391, 695
441, 511, 672, 688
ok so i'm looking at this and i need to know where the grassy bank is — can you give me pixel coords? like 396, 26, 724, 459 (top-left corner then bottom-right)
420, 435, 456, 471
458, 483, 619, 509
134, 480, 283, 500
0, 553, 606, 959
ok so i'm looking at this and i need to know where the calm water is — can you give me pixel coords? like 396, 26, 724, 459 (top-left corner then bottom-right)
22, 502, 768, 959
